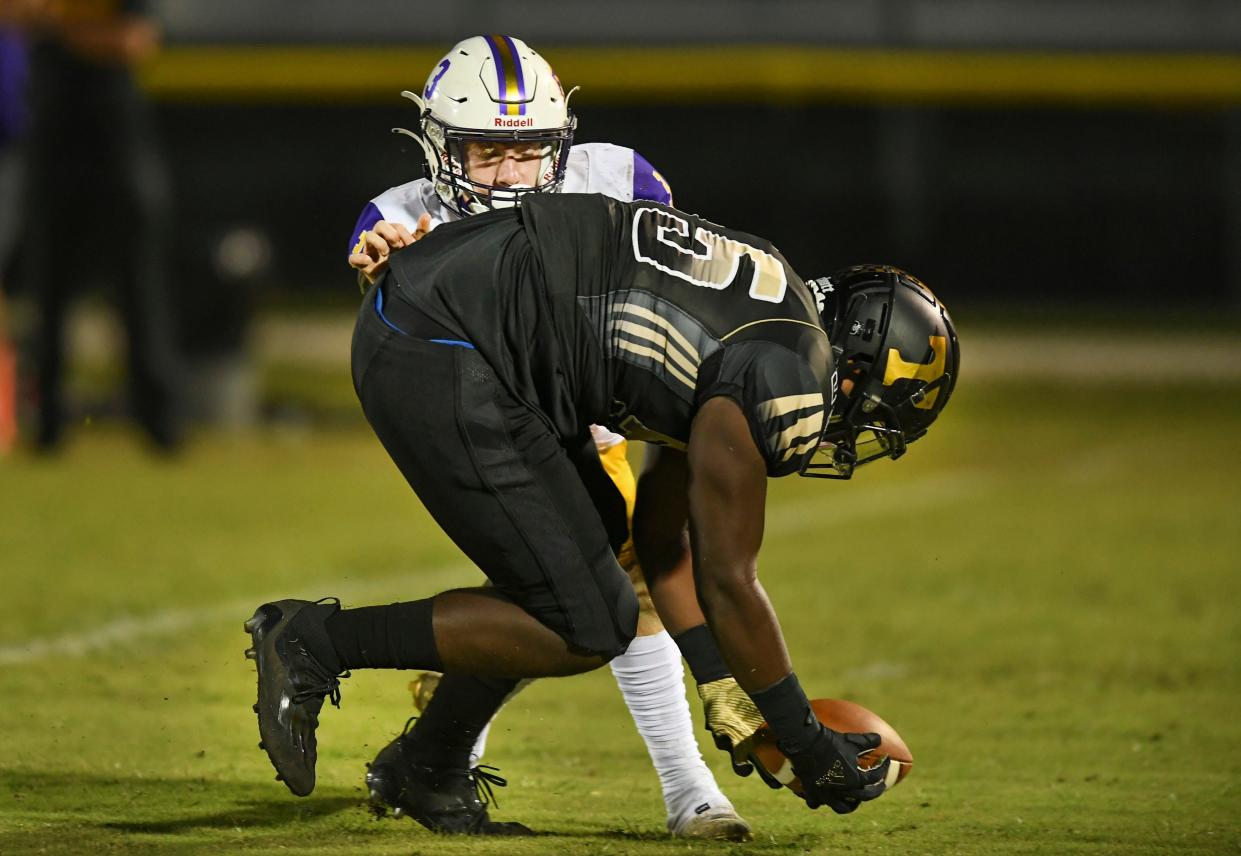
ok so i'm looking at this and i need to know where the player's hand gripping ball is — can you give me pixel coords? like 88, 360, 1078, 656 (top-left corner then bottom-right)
751, 699, 913, 797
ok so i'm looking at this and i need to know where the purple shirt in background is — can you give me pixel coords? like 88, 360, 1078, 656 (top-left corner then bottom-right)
0, 27, 27, 146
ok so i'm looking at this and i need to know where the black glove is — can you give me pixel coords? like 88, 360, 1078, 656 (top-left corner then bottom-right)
784, 726, 890, 813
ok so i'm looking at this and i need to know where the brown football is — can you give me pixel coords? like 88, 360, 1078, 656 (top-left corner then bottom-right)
750, 698, 913, 796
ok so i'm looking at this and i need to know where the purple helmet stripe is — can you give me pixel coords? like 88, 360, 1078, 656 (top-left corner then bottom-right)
501, 35, 527, 115
486, 34, 525, 117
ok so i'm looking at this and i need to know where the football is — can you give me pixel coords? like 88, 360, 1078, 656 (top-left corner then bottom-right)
750, 698, 913, 796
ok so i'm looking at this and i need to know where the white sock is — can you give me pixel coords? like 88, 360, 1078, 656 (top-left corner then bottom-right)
609, 630, 730, 821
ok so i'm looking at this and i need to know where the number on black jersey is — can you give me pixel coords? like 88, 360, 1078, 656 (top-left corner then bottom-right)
631, 207, 788, 304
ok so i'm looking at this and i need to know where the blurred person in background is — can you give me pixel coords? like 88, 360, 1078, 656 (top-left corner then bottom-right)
344, 36, 751, 841
20, 0, 181, 452
0, 0, 34, 454
0, 2, 29, 266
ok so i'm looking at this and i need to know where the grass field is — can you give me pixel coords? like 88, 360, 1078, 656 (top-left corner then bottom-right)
1, 324, 1239, 855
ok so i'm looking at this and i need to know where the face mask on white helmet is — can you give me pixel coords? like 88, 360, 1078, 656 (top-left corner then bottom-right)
393, 35, 578, 217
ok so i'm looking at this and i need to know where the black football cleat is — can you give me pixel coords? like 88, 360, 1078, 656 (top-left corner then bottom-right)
366, 720, 533, 836
244, 598, 348, 797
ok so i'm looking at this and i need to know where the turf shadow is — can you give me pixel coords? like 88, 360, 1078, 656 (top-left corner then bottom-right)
3, 767, 362, 834
519, 825, 824, 850
100, 795, 361, 834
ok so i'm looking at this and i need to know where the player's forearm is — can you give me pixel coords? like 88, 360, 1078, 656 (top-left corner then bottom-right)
692, 552, 793, 693
691, 557, 823, 758
632, 520, 687, 585
642, 542, 705, 635
633, 443, 696, 629
683, 396, 792, 691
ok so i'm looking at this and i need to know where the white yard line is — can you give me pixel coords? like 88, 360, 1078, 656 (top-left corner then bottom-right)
0, 430, 1145, 668
2, 476, 993, 666
0, 562, 476, 667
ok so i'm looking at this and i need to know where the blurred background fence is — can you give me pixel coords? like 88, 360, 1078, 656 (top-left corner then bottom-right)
3, 0, 1240, 436
142, 0, 1241, 312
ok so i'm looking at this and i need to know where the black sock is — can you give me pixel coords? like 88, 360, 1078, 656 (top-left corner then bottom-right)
408, 673, 521, 769
284, 599, 345, 674
323, 598, 442, 672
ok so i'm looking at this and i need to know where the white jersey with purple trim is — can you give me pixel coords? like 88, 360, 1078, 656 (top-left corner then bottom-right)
349, 142, 671, 256
350, 141, 672, 451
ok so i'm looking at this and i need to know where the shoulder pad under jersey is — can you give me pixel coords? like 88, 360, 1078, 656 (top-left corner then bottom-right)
564, 142, 673, 205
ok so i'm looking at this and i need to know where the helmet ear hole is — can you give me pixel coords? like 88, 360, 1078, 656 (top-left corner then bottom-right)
844, 355, 872, 377
834, 358, 870, 402
848, 356, 873, 379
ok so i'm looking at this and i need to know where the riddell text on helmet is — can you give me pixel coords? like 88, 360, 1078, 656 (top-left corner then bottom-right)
494, 116, 535, 128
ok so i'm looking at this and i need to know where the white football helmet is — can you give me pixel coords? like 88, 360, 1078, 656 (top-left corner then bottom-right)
395, 35, 577, 216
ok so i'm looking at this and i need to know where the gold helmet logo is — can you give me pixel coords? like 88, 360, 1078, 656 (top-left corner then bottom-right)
883, 336, 948, 409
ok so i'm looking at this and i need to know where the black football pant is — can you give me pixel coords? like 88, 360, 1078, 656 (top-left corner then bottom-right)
351, 282, 638, 660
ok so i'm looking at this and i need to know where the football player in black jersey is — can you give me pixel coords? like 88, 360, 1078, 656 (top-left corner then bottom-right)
243, 194, 959, 832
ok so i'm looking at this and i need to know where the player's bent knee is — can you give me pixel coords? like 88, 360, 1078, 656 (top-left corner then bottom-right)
555, 566, 639, 661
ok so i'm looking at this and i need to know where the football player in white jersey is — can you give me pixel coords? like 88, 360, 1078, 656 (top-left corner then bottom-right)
345, 36, 751, 841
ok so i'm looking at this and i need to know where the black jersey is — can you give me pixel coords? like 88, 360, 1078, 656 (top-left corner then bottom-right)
385, 194, 834, 476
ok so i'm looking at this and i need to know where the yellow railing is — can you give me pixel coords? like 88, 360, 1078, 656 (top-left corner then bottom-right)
140, 45, 1241, 106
